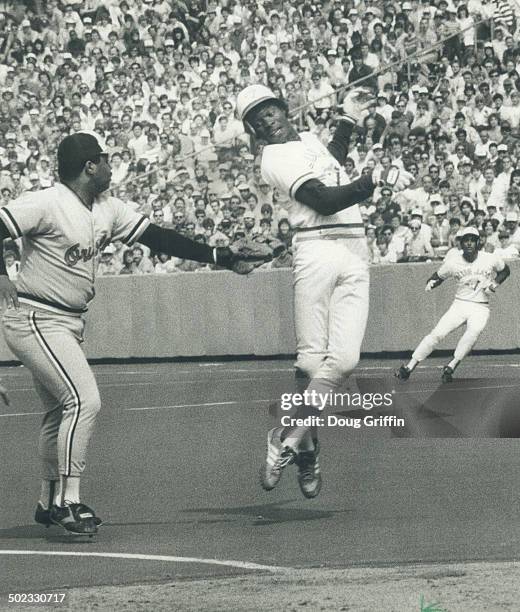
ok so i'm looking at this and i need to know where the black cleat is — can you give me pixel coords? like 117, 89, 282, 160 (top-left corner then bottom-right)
36, 502, 102, 528
34, 503, 53, 528
441, 366, 454, 383
395, 365, 411, 381
49, 503, 100, 535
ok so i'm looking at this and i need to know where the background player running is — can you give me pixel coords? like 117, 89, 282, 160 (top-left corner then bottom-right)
396, 227, 510, 384
236, 85, 404, 498
0, 132, 268, 536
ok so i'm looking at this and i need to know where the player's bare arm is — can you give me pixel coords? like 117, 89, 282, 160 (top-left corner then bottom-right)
0, 219, 19, 310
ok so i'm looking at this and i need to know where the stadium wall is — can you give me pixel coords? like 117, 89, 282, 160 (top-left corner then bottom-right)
0, 261, 519, 361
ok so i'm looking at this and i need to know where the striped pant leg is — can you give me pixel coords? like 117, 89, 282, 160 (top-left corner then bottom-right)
3, 309, 101, 477
34, 376, 63, 481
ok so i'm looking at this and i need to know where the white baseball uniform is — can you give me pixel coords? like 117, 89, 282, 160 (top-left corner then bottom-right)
0, 184, 149, 479
412, 250, 506, 363
262, 132, 369, 403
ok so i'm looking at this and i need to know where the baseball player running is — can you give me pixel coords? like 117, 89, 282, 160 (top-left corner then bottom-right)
396, 227, 510, 384
236, 84, 403, 498
0, 132, 269, 536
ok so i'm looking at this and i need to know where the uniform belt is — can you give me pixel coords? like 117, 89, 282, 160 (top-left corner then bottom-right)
293, 224, 365, 242
18, 293, 87, 315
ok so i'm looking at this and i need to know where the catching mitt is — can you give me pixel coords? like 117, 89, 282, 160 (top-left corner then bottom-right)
216, 238, 285, 274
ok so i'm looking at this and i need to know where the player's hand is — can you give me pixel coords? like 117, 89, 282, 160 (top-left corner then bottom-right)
215, 239, 284, 275
484, 281, 498, 295
425, 279, 436, 292
341, 87, 375, 124
0, 275, 19, 309
0, 382, 10, 406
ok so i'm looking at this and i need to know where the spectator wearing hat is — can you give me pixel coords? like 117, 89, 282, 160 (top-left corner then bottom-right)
504, 211, 520, 248
97, 245, 119, 276
404, 219, 435, 260
431, 203, 451, 253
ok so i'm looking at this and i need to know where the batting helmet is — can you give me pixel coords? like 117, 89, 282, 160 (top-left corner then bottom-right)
236, 85, 287, 135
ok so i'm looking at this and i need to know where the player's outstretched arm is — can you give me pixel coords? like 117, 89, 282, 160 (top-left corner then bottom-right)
0, 218, 19, 310
425, 272, 444, 291
138, 224, 274, 274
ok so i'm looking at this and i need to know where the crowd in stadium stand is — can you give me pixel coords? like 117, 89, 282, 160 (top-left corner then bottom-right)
1, 0, 520, 276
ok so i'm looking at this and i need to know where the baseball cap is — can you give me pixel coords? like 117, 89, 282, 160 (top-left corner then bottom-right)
457, 226, 480, 238
474, 144, 488, 157
57, 132, 108, 177
433, 204, 448, 214
505, 211, 519, 222
410, 208, 423, 217
102, 245, 115, 254
497, 143, 508, 152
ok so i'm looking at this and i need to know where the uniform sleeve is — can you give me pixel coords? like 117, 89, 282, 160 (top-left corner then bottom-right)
261, 143, 318, 199
493, 252, 506, 273
0, 192, 50, 239
107, 196, 151, 246
437, 259, 454, 279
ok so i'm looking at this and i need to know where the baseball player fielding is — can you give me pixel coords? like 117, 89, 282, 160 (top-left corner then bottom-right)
0, 132, 269, 536
236, 84, 409, 498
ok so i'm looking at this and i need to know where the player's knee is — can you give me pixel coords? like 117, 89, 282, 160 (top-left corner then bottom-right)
296, 354, 324, 379
64, 391, 101, 419
426, 331, 443, 345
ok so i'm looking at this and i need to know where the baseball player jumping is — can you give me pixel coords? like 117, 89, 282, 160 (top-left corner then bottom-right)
236, 84, 405, 498
396, 227, 510, 384
0, 132, 270, 536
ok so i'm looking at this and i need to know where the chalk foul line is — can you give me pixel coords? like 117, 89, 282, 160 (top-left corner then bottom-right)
0, 549, 290, 573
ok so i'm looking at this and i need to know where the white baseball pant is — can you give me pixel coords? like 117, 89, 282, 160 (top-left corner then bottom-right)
292, 238, 370, 403
412, 299, 490, 363
3, 305, 101, 479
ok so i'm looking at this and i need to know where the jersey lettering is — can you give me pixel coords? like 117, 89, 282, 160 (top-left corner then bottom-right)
64, 233, 110, 268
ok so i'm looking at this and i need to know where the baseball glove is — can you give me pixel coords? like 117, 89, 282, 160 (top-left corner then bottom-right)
217, 238, 285, 274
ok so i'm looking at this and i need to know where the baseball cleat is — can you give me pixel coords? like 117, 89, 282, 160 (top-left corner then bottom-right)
395, 365, 411, 381
49, 503, 100, 536
34, 502, 53, 528
36, 502, 102, 528
441, 366, 454, 383
295, 441, 322, 499
259, 427, 297, 491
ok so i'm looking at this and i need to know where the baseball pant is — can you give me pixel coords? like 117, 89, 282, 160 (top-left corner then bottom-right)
412, 299, 490, 363
292, 238, 370, 407
3, 306, 101, 479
